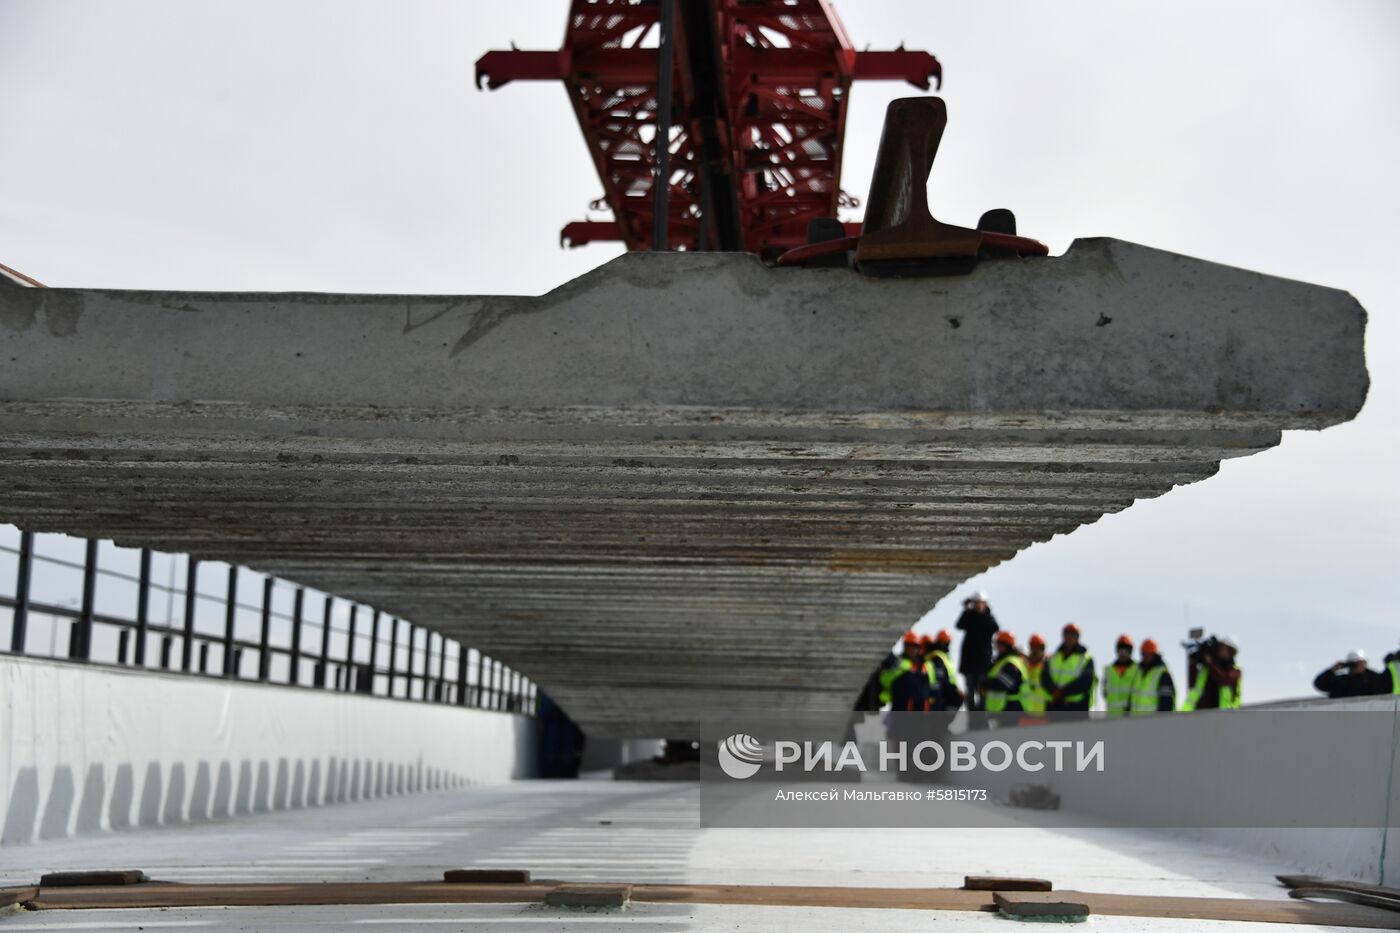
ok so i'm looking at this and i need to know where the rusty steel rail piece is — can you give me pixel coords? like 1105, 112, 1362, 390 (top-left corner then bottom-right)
851, 96, 1047, 276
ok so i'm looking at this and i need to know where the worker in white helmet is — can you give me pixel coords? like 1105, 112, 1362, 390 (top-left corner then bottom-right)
1313, 649, 1388, 698
954, 590, 998, 711
1182, 634, 1242, 711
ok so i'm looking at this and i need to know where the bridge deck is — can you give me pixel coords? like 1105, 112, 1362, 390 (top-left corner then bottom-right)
0, 780, 1376, 931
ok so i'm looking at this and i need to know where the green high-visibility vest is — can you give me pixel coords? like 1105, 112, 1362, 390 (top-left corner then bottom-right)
1103, 662, 1137, 718
1023, 660, 1049, 714
1389, 659, 1400, 695
1046, 650, 1093, 703
1182, 666, 1241, 711
926, 650, 954, 687
1130, 664, 1173, 714
985, 654, 1028, 713
878, 658, 916, 705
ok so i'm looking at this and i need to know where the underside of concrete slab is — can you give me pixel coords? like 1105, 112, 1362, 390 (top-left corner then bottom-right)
0, 240, 1368, 735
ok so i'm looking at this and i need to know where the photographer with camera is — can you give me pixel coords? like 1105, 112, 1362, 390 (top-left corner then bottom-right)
955, 591, 999, 711
1313, 650, 1388, 699
1181, 634, 1242, 711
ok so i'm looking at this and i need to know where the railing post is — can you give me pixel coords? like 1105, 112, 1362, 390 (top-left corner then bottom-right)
367, 610, 380, 695
475, 651, 485, 707
133, 548, 150, 666
317, 596, 334, 688
412, 627, 425, 701
344, 605, 358, 691
386, 617, 398, 697
198, 641, 210, 674
9, 530, 34, 654
455, 643, 468, 706
436, 634, 448, 702
180, 558, 198, 671
289, 587, 305, 685
257, 578, 273, 681
223, 565, 238, 677
69, 538, 98, 660
424, 631, 434, 701
117, 629, 129, 664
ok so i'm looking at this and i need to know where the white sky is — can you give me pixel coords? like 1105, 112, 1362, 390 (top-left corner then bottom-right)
1, 0, 1396, 702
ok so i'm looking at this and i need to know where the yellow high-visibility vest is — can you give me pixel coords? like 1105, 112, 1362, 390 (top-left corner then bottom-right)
1103, 662, 1137, 718
878, 658, 915, 705
926, 650, 954, 687
1046, 650, 1093, 704
1023, 659, 1049, 714
985, 654, 1028, 713
1182, 666, 1240, 711
1130, 664, 1174, 714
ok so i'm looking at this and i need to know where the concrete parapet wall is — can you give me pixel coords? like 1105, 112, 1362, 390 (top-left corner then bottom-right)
0, 654, 538, 847
940, 698, 1400, 884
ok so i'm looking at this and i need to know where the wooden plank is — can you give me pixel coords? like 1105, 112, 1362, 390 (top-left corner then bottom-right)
443, 869, 531, 884
19, 879, 1400, 928
544, 883, 631, 909
995, 891, 1090, 920
964, 875, 1053, 892
29, 881, 554, 910
39, 870, 145, 887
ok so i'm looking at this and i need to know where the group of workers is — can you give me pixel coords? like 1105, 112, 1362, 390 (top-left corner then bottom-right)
1313, 648, 1400, 698
872, 591, 1246, 720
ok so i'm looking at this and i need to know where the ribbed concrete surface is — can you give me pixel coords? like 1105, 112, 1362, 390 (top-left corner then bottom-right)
0, 240, 1368, 735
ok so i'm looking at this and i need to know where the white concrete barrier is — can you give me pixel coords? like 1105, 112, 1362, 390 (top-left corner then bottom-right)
0, 654, 538, 846
938, 698, 1400, 884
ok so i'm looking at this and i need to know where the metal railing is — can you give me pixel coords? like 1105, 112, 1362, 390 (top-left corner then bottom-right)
0, 527, 536, 714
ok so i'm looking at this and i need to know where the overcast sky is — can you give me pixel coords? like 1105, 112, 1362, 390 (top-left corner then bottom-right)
1, 1, 1396, 702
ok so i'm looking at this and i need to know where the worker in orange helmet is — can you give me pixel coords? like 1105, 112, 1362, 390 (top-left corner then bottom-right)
1042, 622, 1095, 716
980, 630, 1027, 726
1021, 634, 1050, 716
880, 631, 936, 711
1102, 635, 1137, 718
921, 630, 963, 711
1131, 638, 1177, 713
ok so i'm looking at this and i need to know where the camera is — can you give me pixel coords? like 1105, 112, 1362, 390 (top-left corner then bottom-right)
1181, 632, 1218, 663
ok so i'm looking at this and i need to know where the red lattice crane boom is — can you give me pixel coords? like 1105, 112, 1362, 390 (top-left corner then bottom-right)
476, 0, 940, 259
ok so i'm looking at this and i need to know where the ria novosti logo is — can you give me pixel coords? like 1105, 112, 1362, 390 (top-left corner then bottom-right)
713, 732, 1106, 779
717, 733, 765, 779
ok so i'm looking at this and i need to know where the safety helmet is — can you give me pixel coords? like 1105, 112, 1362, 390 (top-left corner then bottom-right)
1062, 622, 1081, 637
994, 631, 1016, 648
1115, 634, 1133, 649
1217, 634, 1240, 653
1139, 638, 1159, 656
919, 633, 935, 648
933, 629, 953, 646
1346, 649, 1367, 664
1028, 633, 1046, 650
902, 630, 920, 646
971, 591, 990, 603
